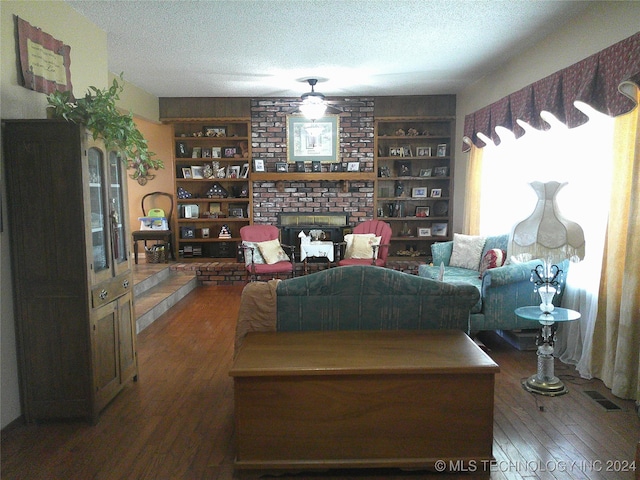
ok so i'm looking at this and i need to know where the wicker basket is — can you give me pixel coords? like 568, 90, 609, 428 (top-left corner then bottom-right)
145, 246, 166, 264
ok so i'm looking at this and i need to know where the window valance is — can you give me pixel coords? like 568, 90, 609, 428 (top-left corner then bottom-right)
462, 32, 640, 152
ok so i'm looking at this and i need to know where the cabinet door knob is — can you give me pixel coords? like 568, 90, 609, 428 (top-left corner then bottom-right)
99, 289, 108, 300
123, 280, 129, 289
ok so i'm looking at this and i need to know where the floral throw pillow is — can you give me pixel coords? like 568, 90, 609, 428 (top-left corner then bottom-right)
257, 239, 290, 264
344, 234, 382, 260
242, 241, 265, 267
479, 249, 507, 278
449, 234, 486, 271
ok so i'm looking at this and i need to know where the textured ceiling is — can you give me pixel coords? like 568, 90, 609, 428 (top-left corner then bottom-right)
66, 0, 592, 99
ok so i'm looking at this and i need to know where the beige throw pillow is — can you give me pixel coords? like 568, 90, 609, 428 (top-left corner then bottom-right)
449, 233, 486, 271
257, 239, 290, 264
344, 234, 382, 260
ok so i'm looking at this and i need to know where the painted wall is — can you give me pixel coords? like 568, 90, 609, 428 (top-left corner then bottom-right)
453, 2, 640, 233
126, 119, 175, 251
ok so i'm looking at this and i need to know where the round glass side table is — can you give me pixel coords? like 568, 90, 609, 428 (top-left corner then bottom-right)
515, 306, 581, 397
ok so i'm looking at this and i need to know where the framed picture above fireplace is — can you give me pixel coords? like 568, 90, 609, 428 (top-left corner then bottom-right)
286, 115, 339, 163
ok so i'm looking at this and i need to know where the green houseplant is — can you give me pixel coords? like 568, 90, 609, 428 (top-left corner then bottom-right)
47, 74, 163, 184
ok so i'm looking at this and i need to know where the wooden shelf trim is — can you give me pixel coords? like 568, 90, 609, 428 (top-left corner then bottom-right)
252, 172, 376, 181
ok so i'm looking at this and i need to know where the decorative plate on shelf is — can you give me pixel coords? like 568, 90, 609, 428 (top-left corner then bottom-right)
434, 201, 448, 216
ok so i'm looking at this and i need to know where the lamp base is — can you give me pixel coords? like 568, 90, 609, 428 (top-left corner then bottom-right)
522, 375, 568, 396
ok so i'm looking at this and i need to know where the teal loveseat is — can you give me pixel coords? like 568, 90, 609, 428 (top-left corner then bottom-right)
235, 266, 480, 353
418, 234, 568, 334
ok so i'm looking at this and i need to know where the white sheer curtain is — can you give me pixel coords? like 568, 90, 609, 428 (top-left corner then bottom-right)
477, 103, 615, 375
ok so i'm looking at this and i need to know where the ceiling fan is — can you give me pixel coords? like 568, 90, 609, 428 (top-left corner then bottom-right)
286, 78, 364, 120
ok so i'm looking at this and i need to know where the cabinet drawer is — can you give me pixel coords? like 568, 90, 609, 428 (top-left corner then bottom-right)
92, 273, 132, 308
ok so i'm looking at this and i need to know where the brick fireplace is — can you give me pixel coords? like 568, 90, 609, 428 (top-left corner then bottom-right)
250, 98, 376, 227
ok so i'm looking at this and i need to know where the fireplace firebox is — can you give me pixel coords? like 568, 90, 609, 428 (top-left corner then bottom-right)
278, 213, 351, 262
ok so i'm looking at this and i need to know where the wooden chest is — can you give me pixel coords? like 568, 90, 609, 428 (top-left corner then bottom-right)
230, 330, 499, 471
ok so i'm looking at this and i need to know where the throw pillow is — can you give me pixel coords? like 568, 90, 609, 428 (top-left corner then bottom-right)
449, 233, 486, 271
242, 241, 265, 267
257, 239, 290, 264
479, 248, 507, 278
344, 234, 382, 260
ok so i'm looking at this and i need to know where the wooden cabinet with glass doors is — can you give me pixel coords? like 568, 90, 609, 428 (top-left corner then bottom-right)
2, 120, 137, 423
169, 118, 251, 260
375, 117, 455, 261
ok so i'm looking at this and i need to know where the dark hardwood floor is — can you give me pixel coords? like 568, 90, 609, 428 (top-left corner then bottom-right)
2, 286, 638, 480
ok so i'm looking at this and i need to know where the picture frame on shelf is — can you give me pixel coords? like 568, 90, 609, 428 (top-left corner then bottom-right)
430, 188, 442, 198
402, 145, 413, 157
276, 162, 288, 173
286, 115, 339, 163
347, 161, 360, 172
202, 148, 212, 158
416, 146, 432, 157
240, 163, 249, 178
389, 146, 403, 157
229, 165, 241, 178
312, 160, 321, 172
419, 168, 433, 177
223, 147, 238, 158
434, 166, 449, 177
191, 147, 202, 158
211, 147, 222, 158
415, 206, 430, 217
412, 187, 428, 198
201, 228, 210, 238
330, 163, 343, 172
432, 223, 448, 237
229, 208, 244, 218
395, 160, 412, 176
379, 165, 391, 177
191, 166, 204, 179
253, 159, 265, 172
418, 227, 432, 237
436, 143, 447, 157
181, 167, 192, 179
296, 161, 306, 172
209, 202, 221, 215
203, 126, 226, 137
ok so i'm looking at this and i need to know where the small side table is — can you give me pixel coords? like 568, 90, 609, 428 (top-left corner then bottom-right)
300, 241, 335, 275
515, 306, 581, 396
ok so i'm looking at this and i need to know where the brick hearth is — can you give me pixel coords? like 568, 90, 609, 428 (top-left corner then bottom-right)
170, 260, 425, 286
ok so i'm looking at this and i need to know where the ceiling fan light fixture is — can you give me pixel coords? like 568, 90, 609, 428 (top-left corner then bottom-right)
299, 99, 327, 120
298, 78, 328, 120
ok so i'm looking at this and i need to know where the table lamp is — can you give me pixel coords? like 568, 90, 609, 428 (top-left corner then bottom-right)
509, 181, 585, 314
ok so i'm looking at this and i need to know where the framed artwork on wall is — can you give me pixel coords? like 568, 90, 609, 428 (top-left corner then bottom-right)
286, 115, 339, 163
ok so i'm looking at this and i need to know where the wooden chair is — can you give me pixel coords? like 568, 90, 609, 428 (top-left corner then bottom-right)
239, 225, 295, 281
132, 192, 176, 264
337, 220, 392, 267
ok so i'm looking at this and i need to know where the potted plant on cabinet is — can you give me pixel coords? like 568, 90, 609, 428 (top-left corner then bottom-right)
46, 74, 164, 184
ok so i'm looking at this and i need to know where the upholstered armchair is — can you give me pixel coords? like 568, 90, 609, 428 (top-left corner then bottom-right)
239, 225, 295, 281
337, 220, 392, 267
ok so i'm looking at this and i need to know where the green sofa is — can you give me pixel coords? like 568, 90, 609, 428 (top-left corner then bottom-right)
418, 234, 568, 334
235, 266, 480, 353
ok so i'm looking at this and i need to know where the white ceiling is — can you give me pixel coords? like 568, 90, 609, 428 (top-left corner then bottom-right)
66, 0, 592, 99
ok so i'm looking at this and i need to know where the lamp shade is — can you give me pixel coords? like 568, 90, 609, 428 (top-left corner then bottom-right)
509, 181, 585, 263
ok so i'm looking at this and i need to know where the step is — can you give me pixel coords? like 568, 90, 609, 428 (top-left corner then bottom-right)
134, 266, 197, 333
